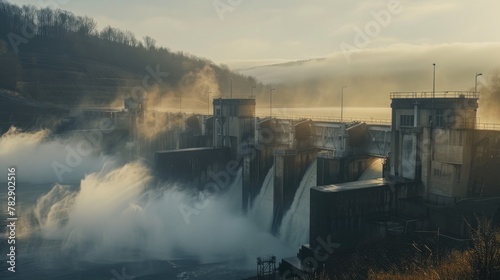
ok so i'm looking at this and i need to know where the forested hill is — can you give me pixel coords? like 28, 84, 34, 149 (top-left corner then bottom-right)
0, 0, 262, 108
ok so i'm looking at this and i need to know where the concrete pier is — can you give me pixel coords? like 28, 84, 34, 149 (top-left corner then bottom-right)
154, 147, 231, 189
317, 154, 377, 185
272, 148, 316, 233
242, 145, 274, 212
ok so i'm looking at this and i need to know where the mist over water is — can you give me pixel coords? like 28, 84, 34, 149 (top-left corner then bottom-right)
32, 162, 292, 264
0, 126, 114, 184
0, 120, 392, 278
1, 127, 293, 278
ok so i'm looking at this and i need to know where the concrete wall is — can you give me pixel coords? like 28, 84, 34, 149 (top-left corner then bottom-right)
273, 149, 316, 233
213, 98, 256, 157
155, 147, 231, 189
309, 179, 391, 249
468, 130, 500, 197
316, 156, 377, 186
390, 97, 479, 199
242, 145, 274, 212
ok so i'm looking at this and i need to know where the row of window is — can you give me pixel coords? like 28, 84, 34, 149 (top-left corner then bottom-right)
400, 115, 415, 127
400, 111, 445, 128
400, 109, 472, 128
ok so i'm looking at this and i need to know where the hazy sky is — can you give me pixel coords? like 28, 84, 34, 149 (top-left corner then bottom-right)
11, 0, 500, 68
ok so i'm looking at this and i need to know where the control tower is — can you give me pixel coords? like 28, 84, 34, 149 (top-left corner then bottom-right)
389, 91, 479, 201
213, 98, 256, 157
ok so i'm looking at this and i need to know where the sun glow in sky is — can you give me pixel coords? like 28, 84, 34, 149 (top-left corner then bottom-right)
11, 0, 500, 68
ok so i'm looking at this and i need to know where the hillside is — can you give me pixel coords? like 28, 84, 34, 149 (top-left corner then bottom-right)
0, 0, 263, 109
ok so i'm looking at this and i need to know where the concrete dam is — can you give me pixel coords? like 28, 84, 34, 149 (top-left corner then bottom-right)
22, 90, 500, 278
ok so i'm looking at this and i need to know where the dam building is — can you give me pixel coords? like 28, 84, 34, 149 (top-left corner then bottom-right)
389, 91, 479, 201
44, 88, 500, 278
277, 91, 500, 278
212, 98, 256, 157
76, 89, 499, 278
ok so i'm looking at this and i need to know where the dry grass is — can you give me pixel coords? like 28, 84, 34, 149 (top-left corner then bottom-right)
368, 250, 471, 280
368, 217, 500, 280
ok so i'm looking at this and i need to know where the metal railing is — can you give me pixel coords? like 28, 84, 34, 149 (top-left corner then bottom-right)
145, 110, 500, 130
390, 91, 479, 99
476, 123, 500, 131
213, 95, 255, 99
256, 113, 392, 125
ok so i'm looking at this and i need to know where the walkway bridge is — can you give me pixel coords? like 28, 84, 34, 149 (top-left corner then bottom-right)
254, 114, 392, 158
135, 108, 500, 162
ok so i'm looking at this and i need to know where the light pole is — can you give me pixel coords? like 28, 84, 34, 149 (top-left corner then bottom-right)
270, 88, 275, 116
432, 63, 436, 98
230, 78, 233, 99
208, 91, 212, 114
251, 85, 256, 98
475, 73, 482, 96
341, 85, 347, 122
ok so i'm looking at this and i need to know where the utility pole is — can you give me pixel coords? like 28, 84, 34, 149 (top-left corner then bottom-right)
270, 88, 275, 116
475, 73, 482, 96
432, 63, 436, 98
208, 91, 212, 114
341, 84, 347, 122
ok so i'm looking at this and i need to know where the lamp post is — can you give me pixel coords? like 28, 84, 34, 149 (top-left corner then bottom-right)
208, 91, 212, 114
251, 85, 256, 98
230, 78, 233, 99
475, 73, 482, 96
270, 88, 275, 116
341, 85, 347, 122
432, 63, 436, 98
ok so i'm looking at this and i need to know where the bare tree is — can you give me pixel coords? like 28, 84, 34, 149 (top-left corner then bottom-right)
466, 216, 500, 280
143, 35, 156, 50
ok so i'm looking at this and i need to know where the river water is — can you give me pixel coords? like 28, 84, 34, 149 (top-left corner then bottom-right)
0, 107, 387, 279
0, 129, 293, 280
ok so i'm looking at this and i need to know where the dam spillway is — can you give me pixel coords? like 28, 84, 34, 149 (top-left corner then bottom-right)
47, 93, 500, 278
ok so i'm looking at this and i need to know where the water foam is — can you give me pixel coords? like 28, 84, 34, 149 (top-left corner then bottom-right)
278, 161, 317, 248
33, 162, 292, 264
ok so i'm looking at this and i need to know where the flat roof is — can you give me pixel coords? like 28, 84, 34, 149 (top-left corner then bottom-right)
80, 107, 124, 112
390, 91, 478, 99
313, 178, 386, 193
155, 147, 229, 154
213, 98, 256, 104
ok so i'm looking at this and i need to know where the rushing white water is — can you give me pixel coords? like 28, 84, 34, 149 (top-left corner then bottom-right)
0, 127, 298, 279
279, 161, 317, 248
30, 161, 292, 264
248, 164, 275, 231
0, 126, 114, 184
